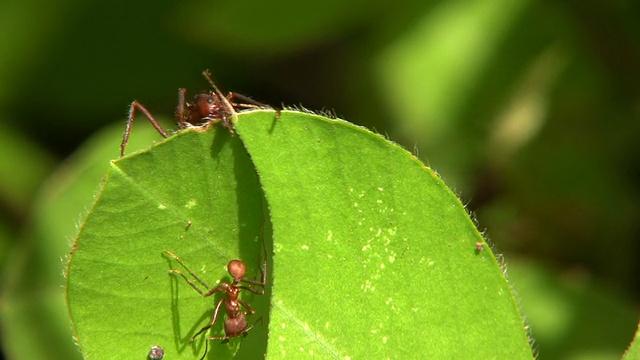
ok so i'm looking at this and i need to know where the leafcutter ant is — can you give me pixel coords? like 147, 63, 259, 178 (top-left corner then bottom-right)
163, 239, 268, 356
120, 70, 279, 157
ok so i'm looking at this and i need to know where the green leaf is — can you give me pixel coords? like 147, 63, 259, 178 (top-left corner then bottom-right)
624, 323, 640, 359
68, 111, 532, 359
0, 123, 162, 360
66, 128, 269, 359
235, 111, 533, 358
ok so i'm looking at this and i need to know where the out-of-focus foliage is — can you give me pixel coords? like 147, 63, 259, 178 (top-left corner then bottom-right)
509, 260, 637, 359
0, 0, 638, 358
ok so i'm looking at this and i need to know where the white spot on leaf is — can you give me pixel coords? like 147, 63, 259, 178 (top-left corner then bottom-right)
185, 199, 197, 209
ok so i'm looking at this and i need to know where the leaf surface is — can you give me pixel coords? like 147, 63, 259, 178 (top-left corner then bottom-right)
67, 128, 269, 359
235, 110, 533, 359
68, 111, 532, 359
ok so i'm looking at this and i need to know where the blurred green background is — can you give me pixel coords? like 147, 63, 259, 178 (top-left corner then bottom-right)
0, 0, 639, 359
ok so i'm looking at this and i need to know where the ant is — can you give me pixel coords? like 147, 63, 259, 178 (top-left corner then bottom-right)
120, 69, 280, 157
162, 241, 267, 354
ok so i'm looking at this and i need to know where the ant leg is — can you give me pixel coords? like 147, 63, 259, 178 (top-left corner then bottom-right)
163, 251, 213, 292
237, 283, 264, 295
120, 101, 170, 157
240, 260, 266, 289
208, 316, 263, 341
167, 269, 209, 296
176, 88, 188, 130
237, 299, 256, 314
191, 298, 225, 341
230, 92, 282, 118
219, 113, 236, 134
227, 93, 261, 110
240, 231, 268, 292
199, 341, 208, 360
202, 282, 229, 297
237, 284, 264, 295
202, 69, 238, 123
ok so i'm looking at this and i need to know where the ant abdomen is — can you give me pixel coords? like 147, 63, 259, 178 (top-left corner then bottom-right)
224, 315, 248, 337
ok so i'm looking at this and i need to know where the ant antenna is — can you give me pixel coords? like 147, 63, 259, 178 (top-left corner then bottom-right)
202, 70, 237, 117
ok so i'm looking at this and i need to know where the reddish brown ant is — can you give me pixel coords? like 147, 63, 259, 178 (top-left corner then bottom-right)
162, 241, 267, 351
120, 69, 279, 157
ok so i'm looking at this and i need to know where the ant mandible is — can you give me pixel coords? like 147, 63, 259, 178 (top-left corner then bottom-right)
163, 243, 267, 348
120, 69, 279, 157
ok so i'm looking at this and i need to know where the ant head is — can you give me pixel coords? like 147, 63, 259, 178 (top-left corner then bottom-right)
192, 93, 221, 118
227, 260, 246, 280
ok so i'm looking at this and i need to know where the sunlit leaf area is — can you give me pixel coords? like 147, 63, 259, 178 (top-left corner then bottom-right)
1, 1, 639, 359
